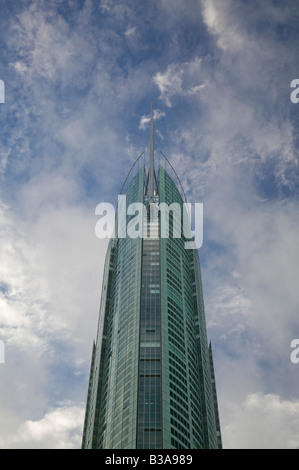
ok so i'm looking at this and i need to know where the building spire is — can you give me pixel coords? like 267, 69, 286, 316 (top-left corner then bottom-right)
149, 102, 154, 203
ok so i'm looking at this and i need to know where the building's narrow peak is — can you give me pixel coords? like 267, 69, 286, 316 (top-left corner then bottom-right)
149, 102, 155, 203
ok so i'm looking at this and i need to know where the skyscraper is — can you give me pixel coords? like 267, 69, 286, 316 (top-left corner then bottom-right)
82, 106, 222, 450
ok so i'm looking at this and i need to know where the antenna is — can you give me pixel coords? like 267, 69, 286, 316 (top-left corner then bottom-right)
149, 103, 154, 203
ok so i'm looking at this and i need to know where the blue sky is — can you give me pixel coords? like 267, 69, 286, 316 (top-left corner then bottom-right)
0, 0, 299, 448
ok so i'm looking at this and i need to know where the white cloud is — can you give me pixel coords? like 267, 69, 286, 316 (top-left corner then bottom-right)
154, 64, 183, 107
10, 1, 95, 85
0, 190, 108, 359
223, 393, 299, 448
153, 58, 204, 107
0, 405, 84, 449
0, 149, 10, 174
160, 4, 298, 196
0, 195, 106, 447
0, 201, 55, 352
125, 26, 137, 38
201, 0, 247, 52
139, 108, 166, 130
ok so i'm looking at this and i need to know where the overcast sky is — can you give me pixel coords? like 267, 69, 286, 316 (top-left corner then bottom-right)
0, 0, 299, 449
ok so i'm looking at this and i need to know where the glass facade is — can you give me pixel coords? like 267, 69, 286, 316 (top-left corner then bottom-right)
136, 201, 162, 449
82, 156, 222, 449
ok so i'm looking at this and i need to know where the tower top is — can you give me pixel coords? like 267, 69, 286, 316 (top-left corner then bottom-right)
149, 103, 155, 203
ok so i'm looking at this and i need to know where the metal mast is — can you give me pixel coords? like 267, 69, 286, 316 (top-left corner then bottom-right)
149, 103, 155, 203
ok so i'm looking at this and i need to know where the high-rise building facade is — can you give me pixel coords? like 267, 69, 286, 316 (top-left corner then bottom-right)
82, 108, 222, 449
